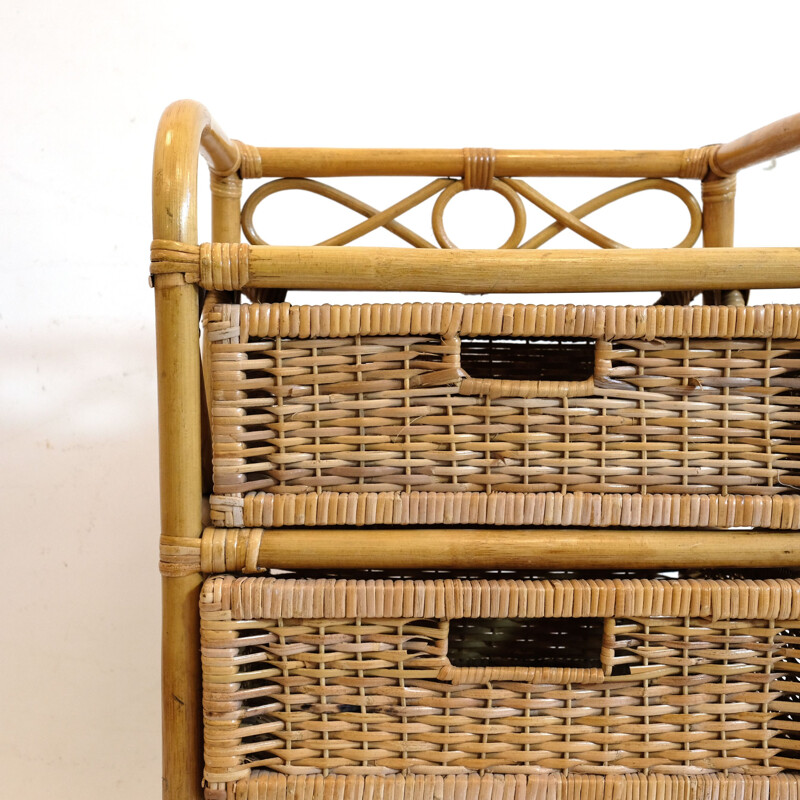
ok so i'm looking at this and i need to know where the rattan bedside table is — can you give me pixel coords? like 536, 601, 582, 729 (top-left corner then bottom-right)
152, 100, 800, 800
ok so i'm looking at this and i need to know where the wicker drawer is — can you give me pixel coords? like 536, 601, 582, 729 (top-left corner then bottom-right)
200, 572, 800, 792
207, 302, 800, 529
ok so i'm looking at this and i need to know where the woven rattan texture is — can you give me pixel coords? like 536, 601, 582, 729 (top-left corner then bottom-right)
207, 303, 800, 528
211, 772, 800, 800
200, 576, 800, 783
211, 490, 800, 529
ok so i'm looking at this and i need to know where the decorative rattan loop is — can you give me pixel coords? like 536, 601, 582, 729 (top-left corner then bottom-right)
235, 140, 263, 179
241, 175, 700, 251
241, 177, 445, 248
513, 177, 702, 250
199, 242, 250, 290
432, 178, 527, 249
463, 147, 496, 190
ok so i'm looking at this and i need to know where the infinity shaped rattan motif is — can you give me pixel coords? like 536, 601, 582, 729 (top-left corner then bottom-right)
241, 176, 703, 250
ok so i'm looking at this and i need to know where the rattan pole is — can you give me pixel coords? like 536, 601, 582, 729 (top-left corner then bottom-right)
210, 174, 243, 243
155, 295, 203, 800
701, 174, 740, 305
237, 245, 800, 292
154, 100, 236, 800
239, 528, 800, 570
155, 280, 202, 800
250, 148, 703, 178
248, 112, 800, 178
716, 111, 800, 173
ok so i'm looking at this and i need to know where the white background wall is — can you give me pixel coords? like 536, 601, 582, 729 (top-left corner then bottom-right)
3, 2, 800, 797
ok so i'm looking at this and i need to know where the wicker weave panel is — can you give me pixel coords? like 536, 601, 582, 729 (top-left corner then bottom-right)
207, 304, 800, 527
213, 772, 800, 800
218, 302, 800, 341
211, 491, 800, 528
200, 575, 800, 782
202, 575, 800, 621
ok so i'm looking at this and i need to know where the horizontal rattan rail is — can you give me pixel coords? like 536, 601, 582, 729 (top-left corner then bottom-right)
151, 242, 800, 292
242, 111, 800, 178
248, 147, 716, 178
161, 105, 800, 181
182, 528, 800, 574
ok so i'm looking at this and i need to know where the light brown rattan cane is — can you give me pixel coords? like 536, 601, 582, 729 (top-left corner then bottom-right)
205, 302, 800, 530
200, 573, 800, 791
152, 102, 800, 800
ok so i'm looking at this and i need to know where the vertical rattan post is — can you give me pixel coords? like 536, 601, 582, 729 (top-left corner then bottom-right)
211, 172, 243, 243
701, 170, 739, 305
153, 100, 239, 800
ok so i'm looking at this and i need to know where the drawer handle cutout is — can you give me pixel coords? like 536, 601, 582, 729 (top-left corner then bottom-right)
460, 337, 596, 383
456, 338, 609, 399
439, 616, 612, 684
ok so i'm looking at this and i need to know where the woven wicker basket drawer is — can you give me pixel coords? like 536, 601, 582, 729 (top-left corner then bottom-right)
200, 572, 800, 788
207, 302, 800, 530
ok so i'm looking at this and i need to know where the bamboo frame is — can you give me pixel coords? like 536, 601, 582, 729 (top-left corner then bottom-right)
245, 245, 800, 293
251, 147, 708, 178
153, 100, 800, 800
246, 112, 800, 178
716, 111, 800, 173
153, 101, 238, 800
701, 173, 739, 305
200, 527, 800, 571
153, 242, 800, 292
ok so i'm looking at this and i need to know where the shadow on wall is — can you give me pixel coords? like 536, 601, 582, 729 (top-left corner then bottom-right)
1, 321, 164, 799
